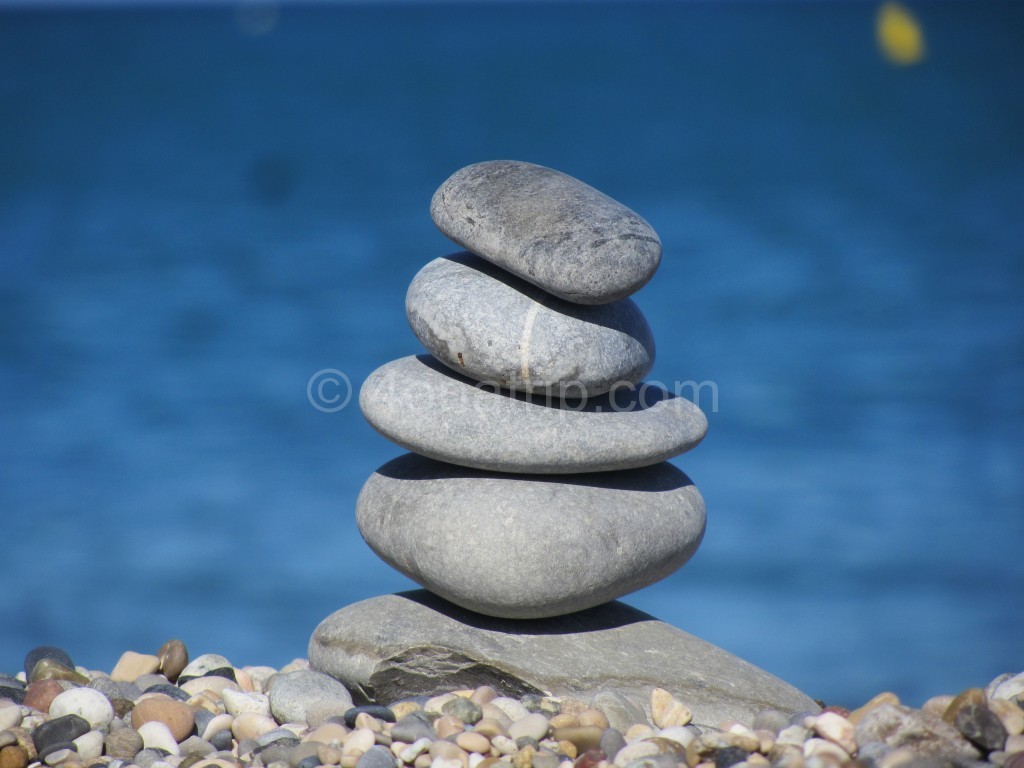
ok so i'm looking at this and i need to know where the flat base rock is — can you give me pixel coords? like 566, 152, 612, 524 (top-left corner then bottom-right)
309, 591, 819, 731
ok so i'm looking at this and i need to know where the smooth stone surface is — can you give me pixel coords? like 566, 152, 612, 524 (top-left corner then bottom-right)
48, 688, 114, 728
156, 640, 189, 683
406, 253, 654, 396
266, 671, 353, 725
431, 161, 661, 305
308, 591, 819, 730
32, 714, 90, 756
24, 648, 74, 680
360, 355, 707, 474
357, 454, 705, 619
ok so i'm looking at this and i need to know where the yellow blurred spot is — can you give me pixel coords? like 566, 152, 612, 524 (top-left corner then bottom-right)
877, 2, 926, 66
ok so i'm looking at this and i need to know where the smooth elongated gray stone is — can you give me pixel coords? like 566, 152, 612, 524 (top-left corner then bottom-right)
309, 591, 820, 730
357, 454, 705, 619
359, 355, 707, 474
431, 161, 661, 305
406, 252, 655, 396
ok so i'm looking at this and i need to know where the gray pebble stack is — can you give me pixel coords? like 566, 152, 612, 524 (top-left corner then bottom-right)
358, 159, 709, 619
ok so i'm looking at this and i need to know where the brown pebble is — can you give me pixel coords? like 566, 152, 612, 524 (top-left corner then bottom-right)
0, 745, 28, 768
944, 688, 987, 725
105, 728, 144, 759
552, 727, 604, 754
22, 680, 64, 713
3, 729, 36, 761
557, 741, 578, 760
477, 759, 502, 768
474, 718, 509, 739
28, 660, 88, 686
573, 750, 603, 768
318, 745, 343, 765
111, 698, 136, 719
1004, 753, 1024, 768
413, 755, 431, 768
513, 745, 536, 768
132, 696, 196, 742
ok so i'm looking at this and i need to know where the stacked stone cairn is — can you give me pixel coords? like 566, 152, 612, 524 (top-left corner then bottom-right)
355, 159, 708, 620
310, 161, 819, 728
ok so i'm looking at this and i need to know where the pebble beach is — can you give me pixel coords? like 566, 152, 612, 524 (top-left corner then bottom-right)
2, 642, 1023, 768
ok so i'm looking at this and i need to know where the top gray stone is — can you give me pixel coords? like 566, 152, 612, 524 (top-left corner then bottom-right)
406, 252, 655, 396
308, 591, 820, 731
430, 161, 661, 305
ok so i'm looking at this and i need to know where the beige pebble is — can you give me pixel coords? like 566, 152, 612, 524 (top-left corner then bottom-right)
990, 700, 1024, 735
343, 728, 376, 756
242, 667, 277, 694
426, 695, 458, 715
480, 706, 513, 729
623, 725, 655, 743
847, 691, 900, 725
548, 715, 578, 730
511, 745, 534, 768
278, 659, 309, 674
391, 701, 423, 720
355, 713, 383, 733
319, 745, 343, 765
877, 746, 916, 768
754, 729, 775, 754
187, 692, 224, 715
613, 741, 659, 767
471, 687, 498, 706
399, 737, 434, 762
557, 699, 587, 717
508, 714, 550, 743
650, 689, 691, 729
138, 721, 181, 755
803, 738, 848, 761
201, 713, 233, 740
656, 727, 695, 749
808, 712, 855, 754
305, 722, 350, 746
72, 731, 103, 761
180, 678, 241, 698
577, 711, 609, 731
776, 725, 809, 746
413, 755, 432, 768
747, 754, 770, 766
431, 741, 469, 768
456, 732, 491, 755
231, 668, 254, 693
0, 703, 21, 732
1006, 733, 1024, 752
341, 755, 360, 768
474, 718, 509, 739
232, 712, 278, 741
491, 736, 517, 756
437, 715, 466, 739
921, 695, 955, 719
111, 651, 161, 683
490, 699, 529, 723
432, 759, 463, 768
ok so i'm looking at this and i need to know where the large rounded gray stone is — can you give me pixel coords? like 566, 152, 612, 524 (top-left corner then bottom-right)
308, 591, 820, 731
357, 454, 705, 619
430, 161, 661, 305
406, 252, 655, 396
359, 355, 707, 474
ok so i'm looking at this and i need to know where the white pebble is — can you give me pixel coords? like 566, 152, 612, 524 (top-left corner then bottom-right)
993, 672, 1024, 702
507, 713, 549, 742
491, 735, 517, 756
202, 713, 234, 740
73, 730, 105, 761
614, 741, 660, 767
431, 758, 462, 768
776, 725, 809, 746
49, 687, 115, 728
489, 698, 529, 722
222, 689, 271, 718
803, 738, 850, 761
810, 711, 855, 754
0, 701, 22, 730
138, 721, 181, 755
656, 726, 695, 748
399, 738, 433, 763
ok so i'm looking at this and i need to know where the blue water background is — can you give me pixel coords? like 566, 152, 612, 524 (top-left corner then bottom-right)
1, 1, 1022, 708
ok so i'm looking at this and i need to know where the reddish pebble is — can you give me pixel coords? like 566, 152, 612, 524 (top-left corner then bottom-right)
574, 750, 605, 768
22, 681, 64, 713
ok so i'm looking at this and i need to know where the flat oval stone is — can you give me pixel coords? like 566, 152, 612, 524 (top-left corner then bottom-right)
406, 253, 655, 396
356, 454, 705, 619
431, 161, 661, 305
360, 355, 706, 474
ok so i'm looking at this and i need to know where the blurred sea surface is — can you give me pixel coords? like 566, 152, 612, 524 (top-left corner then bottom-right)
1, 0, 1022, 707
